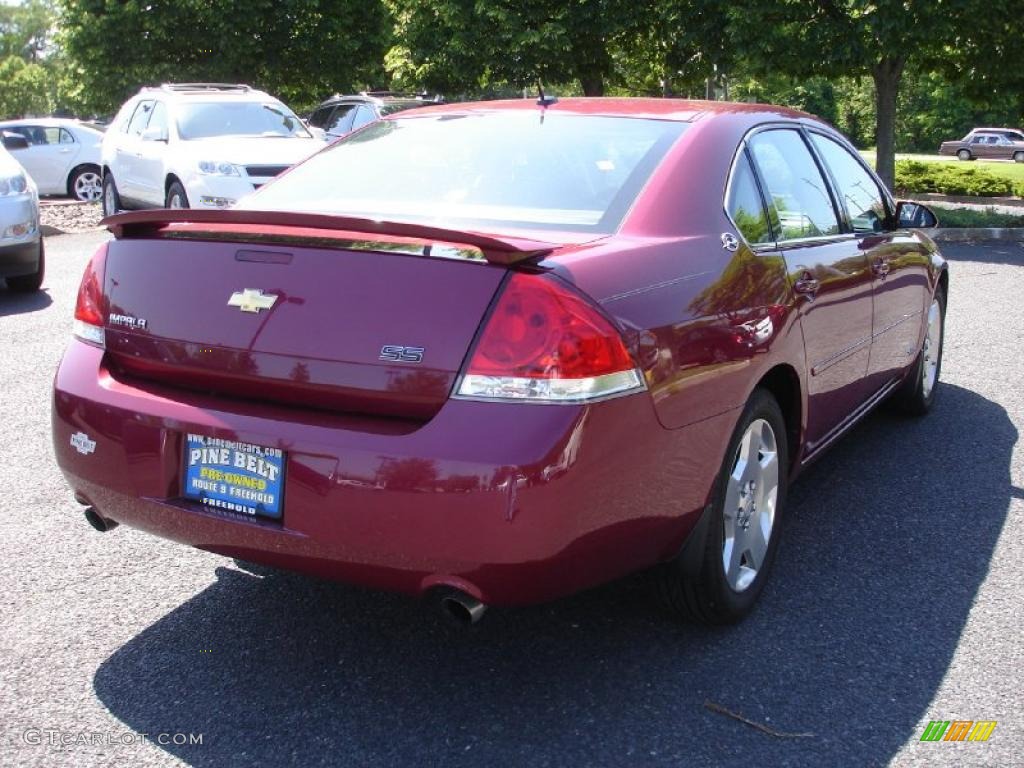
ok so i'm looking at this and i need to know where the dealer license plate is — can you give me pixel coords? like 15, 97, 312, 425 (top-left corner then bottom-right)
183, 434, 285, 519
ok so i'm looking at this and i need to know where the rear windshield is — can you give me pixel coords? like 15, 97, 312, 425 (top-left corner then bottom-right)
378, 102, 425, 116
177, 101, 310, 140
239, 112, 686, 233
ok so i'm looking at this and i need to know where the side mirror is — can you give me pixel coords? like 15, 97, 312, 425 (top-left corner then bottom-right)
2, 132, 29, 151
896, 201, 938, 229
141, 126, 167, 142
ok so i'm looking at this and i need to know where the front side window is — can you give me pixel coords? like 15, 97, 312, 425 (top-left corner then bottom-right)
240, 112, 687, 234
810, 133, 888, 234
126, 101, 155, 138
309, 106, 334, 129
726, 151, 773, 245
748, 129, 840, 241
176, 101, 310, 140
147, 102, 168, 138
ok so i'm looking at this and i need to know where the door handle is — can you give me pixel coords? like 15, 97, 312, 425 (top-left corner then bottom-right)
793, 271, 820, 300
872, 259, 891, 278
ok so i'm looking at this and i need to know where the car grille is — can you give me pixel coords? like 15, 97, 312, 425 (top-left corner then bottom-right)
244, 165, 290, 179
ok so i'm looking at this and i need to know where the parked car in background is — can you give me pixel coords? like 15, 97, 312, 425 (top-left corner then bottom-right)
0, 140, 43, 292
0, 118, 104, 201
939, 127, 1024, 161
54, 99, 947, 625
307, 91, 440, 141
100, 83, 321, 214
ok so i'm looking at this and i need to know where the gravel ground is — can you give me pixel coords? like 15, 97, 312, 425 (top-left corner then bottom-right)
0, 233, 1021, 768
39, 201, 103, 234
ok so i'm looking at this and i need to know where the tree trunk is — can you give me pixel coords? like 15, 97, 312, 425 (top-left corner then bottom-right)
872, 57, 905, 192
580, 74, 604, 97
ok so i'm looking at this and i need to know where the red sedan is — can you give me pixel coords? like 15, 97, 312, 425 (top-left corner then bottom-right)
52, 99, 947, 624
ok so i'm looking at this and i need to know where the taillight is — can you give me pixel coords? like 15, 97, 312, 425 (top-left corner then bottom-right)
456, 272, 644, 403
73, 243, 108, 347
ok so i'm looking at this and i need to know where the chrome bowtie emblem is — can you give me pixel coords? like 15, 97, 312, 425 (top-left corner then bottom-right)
227, 289, 278, 314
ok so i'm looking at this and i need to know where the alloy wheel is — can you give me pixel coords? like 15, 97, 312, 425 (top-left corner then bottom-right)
73, 171, 102, 202
921, 298, 942, 399
722, 418, 779, 592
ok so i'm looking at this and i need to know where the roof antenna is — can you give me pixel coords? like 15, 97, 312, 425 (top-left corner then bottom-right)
536, 79, 558, 122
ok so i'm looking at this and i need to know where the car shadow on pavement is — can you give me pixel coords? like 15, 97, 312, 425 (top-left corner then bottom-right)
93, 384, 1015, 767
939, 240, 1024, 266
0, 286, 52, 316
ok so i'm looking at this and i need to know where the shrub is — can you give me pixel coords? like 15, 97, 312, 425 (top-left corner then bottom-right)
930, 205, 1024, 228
894, 160, 1020, 197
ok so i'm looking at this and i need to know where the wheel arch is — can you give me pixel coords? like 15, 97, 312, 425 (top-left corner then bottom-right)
165, 174, 183, 195
753, 363, 803, 473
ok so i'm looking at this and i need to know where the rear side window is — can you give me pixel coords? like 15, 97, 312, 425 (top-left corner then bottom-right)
726, 151, 773, 245
749, 129, 840, 241
810, 133, 888, 234
350, 105, 376, 131
326, 105, 357, 135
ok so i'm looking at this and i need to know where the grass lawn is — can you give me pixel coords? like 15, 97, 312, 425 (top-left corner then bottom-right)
859, 149, 1024, 186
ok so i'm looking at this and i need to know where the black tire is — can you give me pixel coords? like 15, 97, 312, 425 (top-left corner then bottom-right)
6, 238, 44, 293
656, 388, 789, 625
890, 288, 946, 416
102, 173, 121, 216
956, 149, 972, 161
165, 180, 189, 209
68, 165, 103, 202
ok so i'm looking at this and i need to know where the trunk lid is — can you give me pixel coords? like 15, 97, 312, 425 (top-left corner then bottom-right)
101, 232, 512, 420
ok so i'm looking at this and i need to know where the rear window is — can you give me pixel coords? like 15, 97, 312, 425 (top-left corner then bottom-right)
177, 101, 310, 140
240, 112, 686, 234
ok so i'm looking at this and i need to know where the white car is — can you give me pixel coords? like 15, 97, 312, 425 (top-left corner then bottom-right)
101, 83, 321, 214
0, 118, 104, 202
0, 137, 43, 293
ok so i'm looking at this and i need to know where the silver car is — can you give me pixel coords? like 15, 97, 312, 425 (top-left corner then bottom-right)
0, 135, 43, 293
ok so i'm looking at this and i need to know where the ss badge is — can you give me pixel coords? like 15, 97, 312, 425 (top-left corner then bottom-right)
379, 345, 425, 363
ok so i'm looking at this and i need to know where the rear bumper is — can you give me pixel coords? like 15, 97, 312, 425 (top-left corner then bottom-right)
0, 237, 41, 278
53, 341, 733, 605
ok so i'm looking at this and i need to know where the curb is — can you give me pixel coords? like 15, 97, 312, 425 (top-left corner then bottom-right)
910, 193, 1024, 210
931, 228, 1024, 242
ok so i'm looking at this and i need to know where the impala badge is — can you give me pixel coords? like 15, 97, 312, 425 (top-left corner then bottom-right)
228, 289, 278, 314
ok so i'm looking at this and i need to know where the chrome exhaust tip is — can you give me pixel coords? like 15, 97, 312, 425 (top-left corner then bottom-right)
439, 591, 487, 625
84, 507, 118, 532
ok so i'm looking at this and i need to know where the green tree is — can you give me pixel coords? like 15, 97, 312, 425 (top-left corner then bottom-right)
58, 0, 391, 114
0, 56, 54, 117
728, 1, 1017, 190
0, 0, 54, 62
385, 0, 645, 96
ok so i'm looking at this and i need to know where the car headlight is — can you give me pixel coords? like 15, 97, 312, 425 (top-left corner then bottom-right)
197, 161, 242, 177
0, 173, 28, 196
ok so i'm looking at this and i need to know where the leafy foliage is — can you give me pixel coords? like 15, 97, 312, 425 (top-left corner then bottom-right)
929, 205, 1024, 228
895, 160, 1024, 198
58, 0, 392, 114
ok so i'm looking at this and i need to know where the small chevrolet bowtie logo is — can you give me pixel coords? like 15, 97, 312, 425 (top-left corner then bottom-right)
227, 289, 278, 314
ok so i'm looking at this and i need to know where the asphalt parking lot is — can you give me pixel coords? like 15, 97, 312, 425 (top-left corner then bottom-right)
1, 231, 1021, 768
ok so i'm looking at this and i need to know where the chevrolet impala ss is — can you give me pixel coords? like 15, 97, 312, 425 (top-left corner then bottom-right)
52, 99, 947, 624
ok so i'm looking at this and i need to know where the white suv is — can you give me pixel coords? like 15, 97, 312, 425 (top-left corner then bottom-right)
101, 83, 321, 214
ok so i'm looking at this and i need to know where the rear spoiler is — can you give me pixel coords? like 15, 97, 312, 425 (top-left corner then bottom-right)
102, 209, 555, 266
